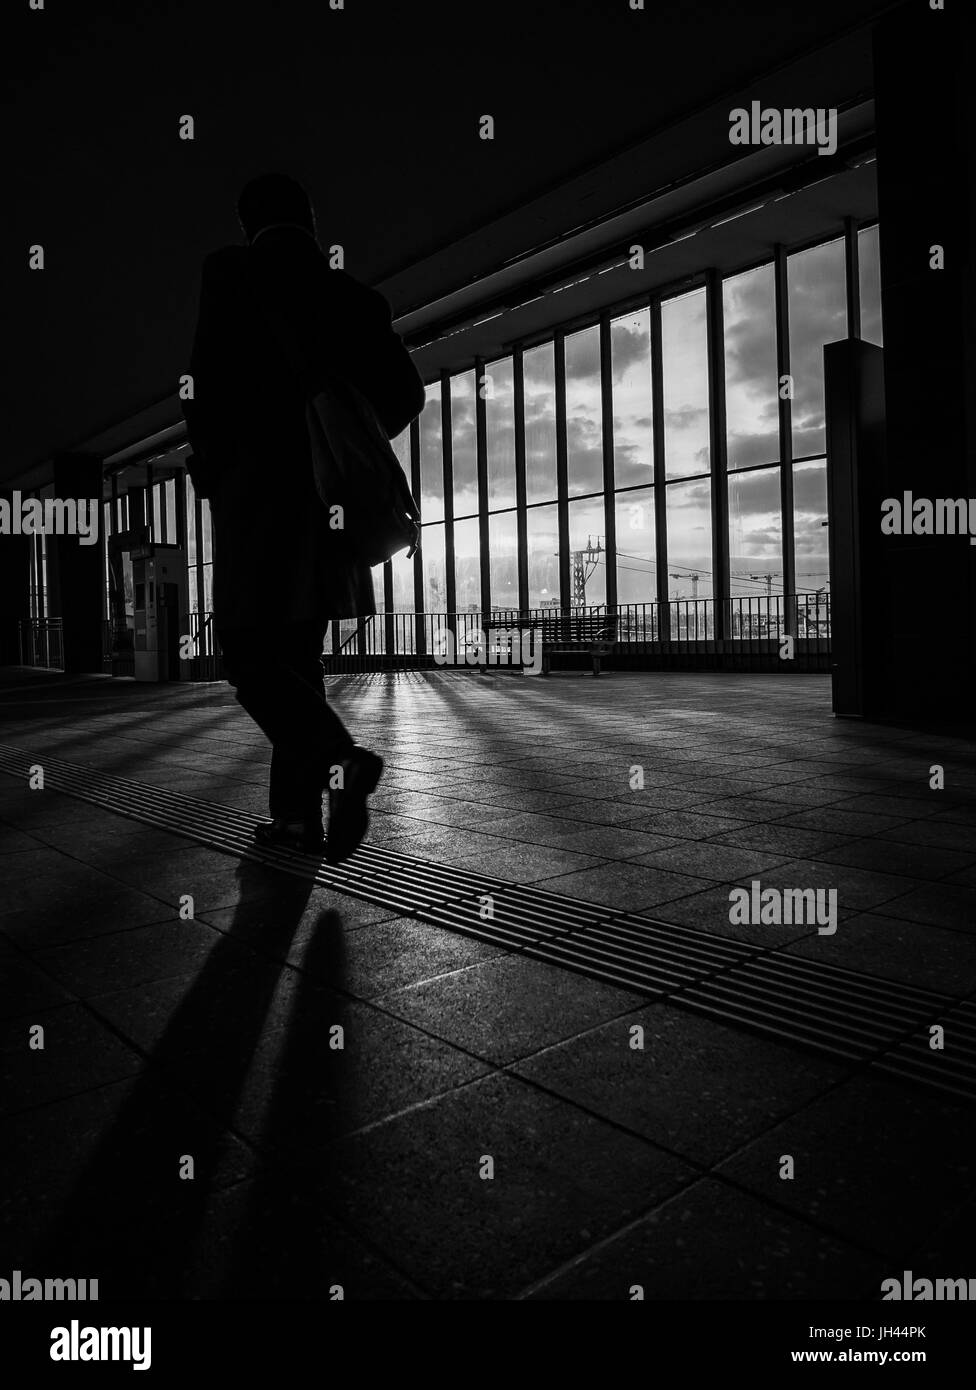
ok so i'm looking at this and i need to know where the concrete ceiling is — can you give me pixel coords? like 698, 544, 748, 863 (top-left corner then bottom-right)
4, 0, 894, 482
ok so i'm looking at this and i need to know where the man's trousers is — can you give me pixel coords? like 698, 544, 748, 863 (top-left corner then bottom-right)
217, 621, 355, 826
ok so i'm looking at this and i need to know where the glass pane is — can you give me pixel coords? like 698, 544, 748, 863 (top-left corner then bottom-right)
728, 466, 783, 598
421, 522, 447, 614
565, 326, 603, 498
200, 497, 213, 563
151, 483, 162, 542
567, 495, 607, 607
662, 287, 710, 479
488, 510, 518, 613
372, 566, 385, 613
453, 516, 481, 613
788, 237, 847, 458
724, 263, 779, 470
793, 458, 830, 595
391, 548, 413, 612
391, 429, 411, 484
611, 308, 653, 487
485, 357, 516, 510
615, 487, 656, 603
858, 224, 883, 347
418, 382, 444, 522
451, 370, 478, 518
525, 503, 559, 610
165, 478, 177, 544
188, 566, 198, 616
665, 478, 713, 599
524, 342, 557, 504
202, 564, 214, 613
185, 474, 197, 566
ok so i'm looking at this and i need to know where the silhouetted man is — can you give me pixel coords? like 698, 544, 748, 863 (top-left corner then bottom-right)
183, 173, 424, 861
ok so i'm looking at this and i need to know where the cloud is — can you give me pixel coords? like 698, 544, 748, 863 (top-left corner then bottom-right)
609, 315, 651, 384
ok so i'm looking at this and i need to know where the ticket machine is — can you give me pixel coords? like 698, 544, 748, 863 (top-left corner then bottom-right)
131, 545, 188, 681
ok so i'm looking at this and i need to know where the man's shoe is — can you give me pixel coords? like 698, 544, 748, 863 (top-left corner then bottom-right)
325, 747, 383, 864
254, 820, 325, 855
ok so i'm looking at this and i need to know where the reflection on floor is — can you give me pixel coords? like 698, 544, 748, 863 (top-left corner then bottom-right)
1, 666, 975, 1299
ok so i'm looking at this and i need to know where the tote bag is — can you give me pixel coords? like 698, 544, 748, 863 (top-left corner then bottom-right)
306, 376, 420, 568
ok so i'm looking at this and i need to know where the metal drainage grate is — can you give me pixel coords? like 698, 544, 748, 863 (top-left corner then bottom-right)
680, 953, 951, 1064
2, 743, 974, 1104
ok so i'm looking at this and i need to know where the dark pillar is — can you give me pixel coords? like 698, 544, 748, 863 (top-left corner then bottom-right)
825, 339, 887, 718
872, 1, 975, 719
0, 495, 31, 665
50, 453, 104, 675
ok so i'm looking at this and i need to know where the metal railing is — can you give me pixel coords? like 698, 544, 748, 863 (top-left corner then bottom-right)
322, 594, 831, 673
18, 617, 64, 670
20, 595, 825, 680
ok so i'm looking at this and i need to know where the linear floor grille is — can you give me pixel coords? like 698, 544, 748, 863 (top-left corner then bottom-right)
1, 744, 973, 1104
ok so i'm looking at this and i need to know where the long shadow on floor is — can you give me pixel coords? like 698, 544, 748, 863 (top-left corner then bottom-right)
35, 857, 354, 1297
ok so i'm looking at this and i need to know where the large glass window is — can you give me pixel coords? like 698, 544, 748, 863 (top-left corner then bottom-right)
728, 467, 783, 598
451, 370, 478, 518
858, 224, 883, 347
662, 287, 710, 479
788, 237, 847, 459
723, 264, 779, 471
253, 226, 863, 640
525, 504, 559, 609
523, 343, 557, 504
485, 357, 516, 510
665, 479, 713, 599
615, 487, 656, 604
565, 326, 603, 498
610, 308, 653, 488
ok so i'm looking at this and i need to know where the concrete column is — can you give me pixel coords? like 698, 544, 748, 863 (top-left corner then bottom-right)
872, 1, 975, 719
50, 453, 104, 675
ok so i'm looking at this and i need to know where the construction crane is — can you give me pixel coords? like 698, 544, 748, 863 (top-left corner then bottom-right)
670, 571, 699, 600
567, 535, 604, 606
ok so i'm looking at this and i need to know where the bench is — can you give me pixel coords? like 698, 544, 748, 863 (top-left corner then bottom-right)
539, 612, 618, 676
477, 613, 618, 675
477, 619, 541, 673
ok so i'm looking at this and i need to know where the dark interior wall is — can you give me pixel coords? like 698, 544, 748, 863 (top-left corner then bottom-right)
873, 0, 975, 720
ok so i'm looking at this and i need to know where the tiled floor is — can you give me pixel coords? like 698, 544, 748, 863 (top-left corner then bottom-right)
1, 665, 975, 1299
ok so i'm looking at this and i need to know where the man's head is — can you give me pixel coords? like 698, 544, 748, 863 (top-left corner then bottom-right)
237, 174, 316, 244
